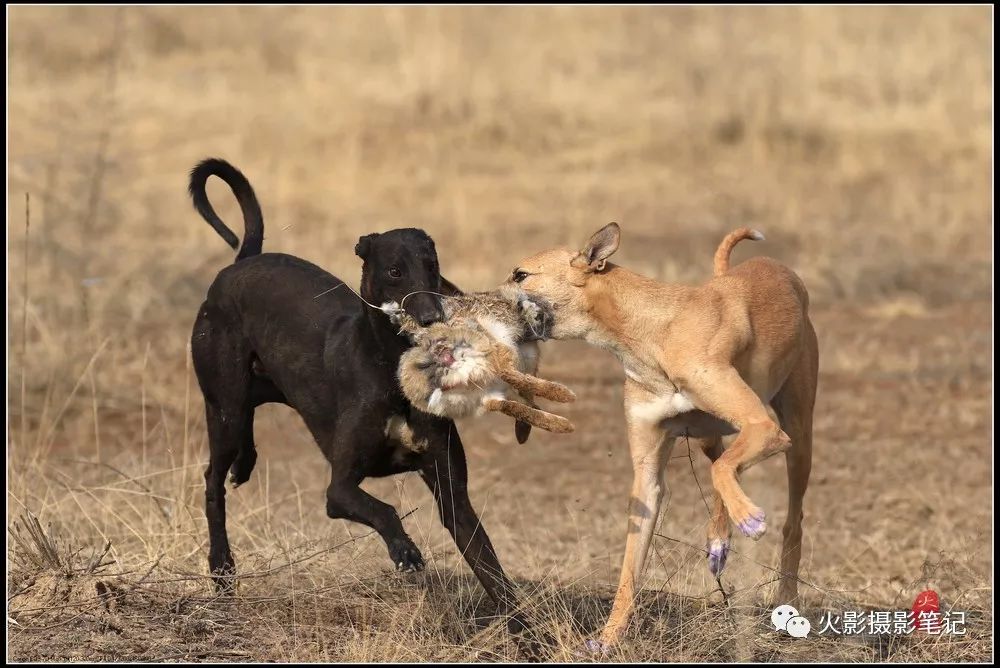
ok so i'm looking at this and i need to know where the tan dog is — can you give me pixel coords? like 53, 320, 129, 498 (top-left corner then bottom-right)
506, 224, 818, 649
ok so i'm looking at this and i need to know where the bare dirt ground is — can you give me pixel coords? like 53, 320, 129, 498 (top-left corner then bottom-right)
7, 6, 992, 662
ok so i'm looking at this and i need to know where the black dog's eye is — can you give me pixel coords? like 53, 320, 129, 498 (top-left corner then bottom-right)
512, 269, 528, 283
388, 266, 402, 279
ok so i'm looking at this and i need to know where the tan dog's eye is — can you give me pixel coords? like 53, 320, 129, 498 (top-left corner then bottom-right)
512, 269, 529, 283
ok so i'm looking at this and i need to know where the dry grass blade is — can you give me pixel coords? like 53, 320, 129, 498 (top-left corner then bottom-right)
10, 512, 66, 574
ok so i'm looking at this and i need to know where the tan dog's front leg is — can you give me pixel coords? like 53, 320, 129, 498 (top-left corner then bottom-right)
680, 366, 791, 540
592, 403, 674, 651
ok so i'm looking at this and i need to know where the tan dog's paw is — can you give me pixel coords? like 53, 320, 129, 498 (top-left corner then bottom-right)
733, 506, 767, 540
707, 538, 730, 576
579, 639, 612, 656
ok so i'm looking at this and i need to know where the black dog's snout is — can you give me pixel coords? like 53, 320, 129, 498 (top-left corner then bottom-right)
417, 311, 442, 327
408, 294, 445, 327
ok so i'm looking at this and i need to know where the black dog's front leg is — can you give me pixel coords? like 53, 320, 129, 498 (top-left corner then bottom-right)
418, 419, 526, 633
326, 474, 425, 572
316, 415, 425, 571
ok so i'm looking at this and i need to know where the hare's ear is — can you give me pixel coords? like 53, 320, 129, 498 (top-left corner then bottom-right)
440, 275, 464, 296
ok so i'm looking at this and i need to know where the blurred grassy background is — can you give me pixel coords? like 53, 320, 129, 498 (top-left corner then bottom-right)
7, 6, 992, 662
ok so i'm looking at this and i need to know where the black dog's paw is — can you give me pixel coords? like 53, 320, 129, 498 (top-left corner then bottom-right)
210, 560, 237, 595
228, 446, 257, 488
507, 616, 554, 663
506, 612, 530, 634
388, 539, 424, 573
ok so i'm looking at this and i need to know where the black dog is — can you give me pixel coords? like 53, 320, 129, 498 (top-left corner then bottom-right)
188, 158, 524, 630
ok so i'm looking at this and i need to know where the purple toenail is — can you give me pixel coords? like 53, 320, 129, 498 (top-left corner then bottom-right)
708, 540, 729, 576
583, 639, 610, 655
738, 515, 766, 539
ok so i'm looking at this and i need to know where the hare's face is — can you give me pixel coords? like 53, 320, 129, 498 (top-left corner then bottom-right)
430, 338, 457, 368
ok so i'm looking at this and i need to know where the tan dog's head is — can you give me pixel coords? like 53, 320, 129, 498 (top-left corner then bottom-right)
505, 222, 620, 340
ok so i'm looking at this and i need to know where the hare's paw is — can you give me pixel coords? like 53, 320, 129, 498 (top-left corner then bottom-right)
553, 383, 576, 403
546, 414, 575, 434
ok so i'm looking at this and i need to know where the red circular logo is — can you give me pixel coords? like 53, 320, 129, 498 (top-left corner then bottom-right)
910, 589, 942, 633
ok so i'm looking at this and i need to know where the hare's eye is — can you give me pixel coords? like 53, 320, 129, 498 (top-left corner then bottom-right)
512, 269, 529, 283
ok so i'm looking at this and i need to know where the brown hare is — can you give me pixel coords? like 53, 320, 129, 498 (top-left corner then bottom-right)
382, 284, 576, 447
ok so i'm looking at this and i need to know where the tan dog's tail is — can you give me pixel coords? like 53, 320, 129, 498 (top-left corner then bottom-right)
714, 227, 765, 276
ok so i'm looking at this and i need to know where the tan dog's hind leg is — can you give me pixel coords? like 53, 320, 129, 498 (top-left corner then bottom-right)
481, 397, 574, 433
695, 436, 733, 577
597, 405, 675, 648
681, 366, 791, 540
771, 321, 818, 604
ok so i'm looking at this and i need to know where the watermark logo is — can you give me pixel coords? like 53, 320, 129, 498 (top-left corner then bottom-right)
771, 604, 811, 638
771, 604, 799, 632
786, 615, 811, 638
771, 591, 966, 640
911, 589, 942, 634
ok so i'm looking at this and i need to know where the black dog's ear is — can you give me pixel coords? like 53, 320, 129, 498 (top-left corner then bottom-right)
439, 275, 464, 296
355, 233, 380, 260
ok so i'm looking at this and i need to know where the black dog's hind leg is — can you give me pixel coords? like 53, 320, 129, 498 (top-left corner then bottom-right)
228, 408, 257, 487
418, 420, 526, 633
203, 399, 252, 591
232, 378, 288, 486
318, 420, 425, 572
193, 307, 254, 593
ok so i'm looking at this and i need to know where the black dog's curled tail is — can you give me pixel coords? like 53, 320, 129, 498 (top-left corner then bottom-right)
188, 158, 264, 261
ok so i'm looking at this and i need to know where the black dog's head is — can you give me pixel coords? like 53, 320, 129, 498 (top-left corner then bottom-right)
356, 228, 453, 327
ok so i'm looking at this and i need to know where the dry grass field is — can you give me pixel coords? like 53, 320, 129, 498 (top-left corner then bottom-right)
7, 6, 993, 662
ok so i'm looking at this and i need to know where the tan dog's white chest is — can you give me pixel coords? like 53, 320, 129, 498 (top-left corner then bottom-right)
620, 355, 694, 422
628, 389, 697, 423
623, 359, 741, 437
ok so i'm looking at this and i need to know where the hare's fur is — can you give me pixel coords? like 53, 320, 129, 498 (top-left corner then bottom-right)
385, 286, 575, 440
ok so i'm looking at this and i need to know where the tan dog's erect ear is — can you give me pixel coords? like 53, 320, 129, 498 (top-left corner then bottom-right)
439, 276, 463, 296
572, 222, 621, 272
